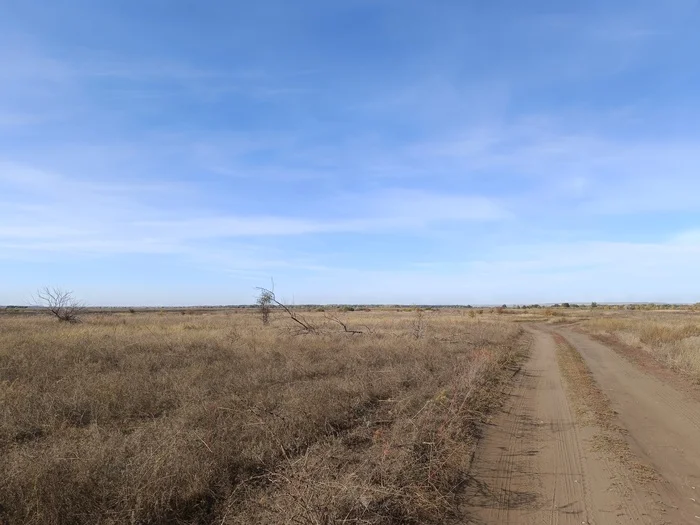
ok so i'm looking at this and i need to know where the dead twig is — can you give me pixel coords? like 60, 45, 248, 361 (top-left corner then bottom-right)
324, 312, 364, 334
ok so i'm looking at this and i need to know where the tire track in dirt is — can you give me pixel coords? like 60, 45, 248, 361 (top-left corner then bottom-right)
462, 328, 669, 524
552, 331, 660, 524
463, 329, 593, 523
555, 328, 700, 523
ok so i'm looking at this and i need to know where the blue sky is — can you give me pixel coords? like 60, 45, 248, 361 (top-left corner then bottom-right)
2, 0, 700, 305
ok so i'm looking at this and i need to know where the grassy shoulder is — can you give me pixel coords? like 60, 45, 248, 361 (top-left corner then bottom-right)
578, 313, 700, 382
0, 309, 526, 525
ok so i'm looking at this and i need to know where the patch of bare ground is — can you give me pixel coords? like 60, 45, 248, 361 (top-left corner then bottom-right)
463, 327, 675, 524
552, 333, 657, 486
0, 309, 525, 525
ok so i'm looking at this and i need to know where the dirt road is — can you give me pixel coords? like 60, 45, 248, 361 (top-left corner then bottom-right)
463, 326, 700, 524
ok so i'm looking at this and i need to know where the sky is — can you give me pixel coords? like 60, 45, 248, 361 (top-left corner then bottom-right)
2, 0, 700, 306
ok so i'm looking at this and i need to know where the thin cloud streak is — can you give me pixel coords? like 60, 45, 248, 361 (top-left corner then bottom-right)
0, 160, 509, 257
2, 2, 700, 304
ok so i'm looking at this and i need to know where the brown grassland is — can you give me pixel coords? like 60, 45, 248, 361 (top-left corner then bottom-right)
0, 308, 526, 524
579, 310, 700, 381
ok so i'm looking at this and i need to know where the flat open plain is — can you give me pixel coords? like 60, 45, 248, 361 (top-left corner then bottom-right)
1, 306, 699, 524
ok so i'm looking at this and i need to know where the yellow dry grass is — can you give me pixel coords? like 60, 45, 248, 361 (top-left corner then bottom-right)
581, 312, 700, 379
0, 308, 525, 524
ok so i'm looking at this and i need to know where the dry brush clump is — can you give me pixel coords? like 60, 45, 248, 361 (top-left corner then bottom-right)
0, 309, 525, 524
581, 311, 700, 379
34, 287, 85, 323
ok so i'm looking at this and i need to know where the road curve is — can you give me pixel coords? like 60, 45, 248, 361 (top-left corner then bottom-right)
556, 327, 700, 523
463, 326, 699, 524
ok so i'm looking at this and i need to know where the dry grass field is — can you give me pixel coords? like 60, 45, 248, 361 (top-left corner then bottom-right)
579, 310, 700, 380
0, 308, 525, 524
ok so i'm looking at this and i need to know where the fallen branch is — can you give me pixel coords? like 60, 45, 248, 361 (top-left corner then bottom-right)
324, 312, 363, 334
255, 287, 317, 334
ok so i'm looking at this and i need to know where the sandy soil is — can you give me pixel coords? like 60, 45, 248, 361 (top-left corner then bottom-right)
462, 326, 700, 524
558, 328, 700, 522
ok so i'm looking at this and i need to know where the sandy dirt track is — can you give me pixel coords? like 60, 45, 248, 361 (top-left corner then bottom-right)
462, 326, 700, 524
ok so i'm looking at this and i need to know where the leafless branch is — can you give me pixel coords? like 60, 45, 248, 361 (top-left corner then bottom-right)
255, 287, 317, 334
324, 312, 363, 334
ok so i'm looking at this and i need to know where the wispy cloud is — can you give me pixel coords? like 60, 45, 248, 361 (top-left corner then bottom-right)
0, 159, 507, 259
2, 2, 700, 304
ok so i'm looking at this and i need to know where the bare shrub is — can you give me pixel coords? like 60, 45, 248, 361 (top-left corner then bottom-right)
256, 288, 273, 325
34, 287, 84, 323
412, 307, 426, 339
